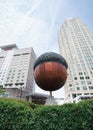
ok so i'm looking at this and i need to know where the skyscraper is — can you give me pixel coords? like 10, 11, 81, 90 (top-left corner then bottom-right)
58, 18, 93, 103
0, 44, 36, 99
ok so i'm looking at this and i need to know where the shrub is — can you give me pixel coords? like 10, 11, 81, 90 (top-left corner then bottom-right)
31, 100, 93, 130
0, 98, 34, 130
0, 98, 93, 130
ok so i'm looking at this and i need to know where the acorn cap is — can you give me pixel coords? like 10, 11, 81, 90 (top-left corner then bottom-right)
33, 52, 68, 70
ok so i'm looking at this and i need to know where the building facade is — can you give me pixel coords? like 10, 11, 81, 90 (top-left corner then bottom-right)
58, 18, 93, 103
0, 44, 36, 99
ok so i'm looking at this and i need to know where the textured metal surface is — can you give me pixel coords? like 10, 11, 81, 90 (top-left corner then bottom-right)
33, 52, 68, 70
34, 62, 67, 91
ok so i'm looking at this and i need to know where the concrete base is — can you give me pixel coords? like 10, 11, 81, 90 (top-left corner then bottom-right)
45, 95, 57, 105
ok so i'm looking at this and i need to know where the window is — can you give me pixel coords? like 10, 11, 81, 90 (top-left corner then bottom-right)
89, 86, 93, 90
80, 77, 84, 79
11, 77, 14, 79
18, 73, 21, 75
10, 80, 13, 82
75, 82, 79, 85
77, 87, 80, 90
85, 76, 90, 79
79, 72, 83, 75
74, 77, 77, 80
16, 80, 19, 82
69, 84, 72, 87
83, 86, 87, 90
72, 94, 76, 98
84, 93, 89, 95
81, 81, 86, 85
77, 93, 82, 96
87, 81, 91, 85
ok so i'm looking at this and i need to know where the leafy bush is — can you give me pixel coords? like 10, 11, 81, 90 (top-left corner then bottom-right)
0, 98, 34, 130
31, 100, 93, 130
0, 98, 93, 130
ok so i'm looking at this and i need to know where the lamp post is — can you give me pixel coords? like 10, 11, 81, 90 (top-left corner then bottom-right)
20, 86, 24, 99
20, 87, 22, 99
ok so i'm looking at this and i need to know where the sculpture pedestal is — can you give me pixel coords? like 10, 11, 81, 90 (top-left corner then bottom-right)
45, 91, 57, 105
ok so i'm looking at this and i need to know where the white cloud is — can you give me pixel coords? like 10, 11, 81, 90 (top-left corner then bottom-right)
0, 0, 62, 54
0, 0, 67, 98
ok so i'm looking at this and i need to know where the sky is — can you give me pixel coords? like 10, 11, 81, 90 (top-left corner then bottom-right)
0, 0, 93, 98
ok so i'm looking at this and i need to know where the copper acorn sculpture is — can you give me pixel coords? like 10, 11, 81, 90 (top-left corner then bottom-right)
33, 52, 68, 91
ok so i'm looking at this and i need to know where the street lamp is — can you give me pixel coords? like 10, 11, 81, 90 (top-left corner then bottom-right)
20, 86, 24, 99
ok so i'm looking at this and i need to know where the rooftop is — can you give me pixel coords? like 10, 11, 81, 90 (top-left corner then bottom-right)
0, 44, 18, 51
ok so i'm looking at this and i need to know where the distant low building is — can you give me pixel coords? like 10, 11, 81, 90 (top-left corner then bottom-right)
73, 95, 93, 103
26, 93, 49, 105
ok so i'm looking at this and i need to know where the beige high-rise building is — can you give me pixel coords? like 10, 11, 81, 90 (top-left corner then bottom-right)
58, 18, 93, 103
0, 44, 36, 99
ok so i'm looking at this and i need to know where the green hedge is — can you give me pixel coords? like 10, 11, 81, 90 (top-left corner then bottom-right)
32, 101, 93, 130
0, 98, 34, 130
0, 98, 93, 130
